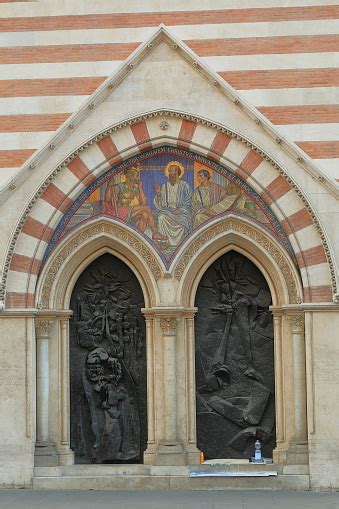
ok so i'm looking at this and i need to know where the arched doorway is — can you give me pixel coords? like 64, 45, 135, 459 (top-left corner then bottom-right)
69, 253, 148, 464
195, 250, 275, 460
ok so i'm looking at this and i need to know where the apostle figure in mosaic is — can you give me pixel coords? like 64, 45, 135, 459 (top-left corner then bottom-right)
192, 170, 240, 228
104, 165, 167, 240
154, 161, 193, 247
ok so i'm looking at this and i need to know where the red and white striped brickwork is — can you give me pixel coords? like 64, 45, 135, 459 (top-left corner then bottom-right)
6, 117, 332, 307
0, 0, 338, 186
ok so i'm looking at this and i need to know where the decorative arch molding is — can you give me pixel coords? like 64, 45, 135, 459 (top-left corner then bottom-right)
2, 110, 335, 308
175, 216, 303, 307
35, 218, 162, 310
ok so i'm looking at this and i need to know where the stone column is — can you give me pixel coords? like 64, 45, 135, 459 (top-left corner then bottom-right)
154, 315, 185, 465
57, 318, 74, 465
35, 318, 58, 466
160, 316, 178, 443
288, 314, 308, 445
186, 315, 196, 445
35, 318, 53, 445
270, 308, 287, 464
185, 313, 201, 464
286, 313, 308, 464
143, 315, 157, 464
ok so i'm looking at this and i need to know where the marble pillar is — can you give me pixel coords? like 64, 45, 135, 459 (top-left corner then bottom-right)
288, 314, 308, 445
153, 313, 185, 465
35, 319, 53, 446
271, 309, 286, 464
57, 318, 74, 465
286, 313, 309, 464
160, 317, 178, 443
184, 313, 201, 464
143, 315, 157, 464
34, 318, 57, 465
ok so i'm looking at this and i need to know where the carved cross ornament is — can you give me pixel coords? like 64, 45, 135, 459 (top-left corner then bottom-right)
287, 314, 305, 332
35, 319, 54, 337
160, 317, 177, 335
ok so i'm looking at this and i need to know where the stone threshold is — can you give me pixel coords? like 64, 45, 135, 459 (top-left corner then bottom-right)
33, 464, 310, 490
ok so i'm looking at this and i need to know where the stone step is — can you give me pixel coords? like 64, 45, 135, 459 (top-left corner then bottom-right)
196, 463, 284, 473
34, 465, 191, 477
282, 464, 309, 475
63, 464, 151, 476
34, 462, 308, 478
33, 473, 310, 491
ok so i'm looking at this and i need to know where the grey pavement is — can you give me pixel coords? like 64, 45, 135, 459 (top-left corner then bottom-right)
0, 490, 338, 509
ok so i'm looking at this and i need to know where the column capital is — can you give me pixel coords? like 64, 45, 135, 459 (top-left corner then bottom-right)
287, 313, 305, 333
35, 318, 54, 337
160, 317, 177, 334
269, 305, 284, 317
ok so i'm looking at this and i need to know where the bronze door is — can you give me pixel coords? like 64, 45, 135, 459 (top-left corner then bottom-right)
69, 253, 147, 464
195, 251, 276, 460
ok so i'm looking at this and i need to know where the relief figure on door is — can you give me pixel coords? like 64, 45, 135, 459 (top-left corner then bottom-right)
70, 254, 147, 464
195, 251, 276, 459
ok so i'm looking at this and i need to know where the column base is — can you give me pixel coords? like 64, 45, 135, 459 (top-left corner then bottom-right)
35, 442, 59, 467
143, 443, 158, 465
273, 443, 308, 465
285, 444, 309, 465
57, 445, 75, 466
185, 444, 201, 465
154, 441, 186, 466
273, 443, 288, 464
144, 443, 201, 466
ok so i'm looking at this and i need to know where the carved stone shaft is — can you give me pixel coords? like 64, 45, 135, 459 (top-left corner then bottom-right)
273, 314, 284, 444
35, 318, 54, 444
288, 314, 307, 444
60, 320, 69, 447
160, 316, 178, 442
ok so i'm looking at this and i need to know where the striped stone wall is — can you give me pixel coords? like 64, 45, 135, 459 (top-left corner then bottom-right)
0, 0, 338, 186
4, 115, 333, 308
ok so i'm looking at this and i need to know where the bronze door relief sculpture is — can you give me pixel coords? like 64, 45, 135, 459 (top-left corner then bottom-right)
69, 254, 147, 464
195, 251, 276, 460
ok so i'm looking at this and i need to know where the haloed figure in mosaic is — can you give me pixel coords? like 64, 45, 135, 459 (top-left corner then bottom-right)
154, 161, 193, 247
104, 165, 167, 240
192, 170, 240, 228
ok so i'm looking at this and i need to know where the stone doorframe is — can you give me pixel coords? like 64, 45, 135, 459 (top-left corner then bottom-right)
34, 215, 308, 466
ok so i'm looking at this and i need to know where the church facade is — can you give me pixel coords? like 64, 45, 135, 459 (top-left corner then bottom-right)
0, 2, 338, 491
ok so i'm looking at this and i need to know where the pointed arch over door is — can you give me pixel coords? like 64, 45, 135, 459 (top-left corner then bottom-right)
195, 250, 275, 460
3, 111, 335, 308
69, 253, 148, 464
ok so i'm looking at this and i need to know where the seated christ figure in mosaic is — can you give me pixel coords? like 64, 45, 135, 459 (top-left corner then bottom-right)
154, 161, 193, 247
104, 166, 167, 240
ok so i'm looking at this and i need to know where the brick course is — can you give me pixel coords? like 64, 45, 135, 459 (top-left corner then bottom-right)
1, 6, 339, 32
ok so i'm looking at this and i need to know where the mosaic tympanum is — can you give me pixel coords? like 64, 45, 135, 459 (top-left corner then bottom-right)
46, 148, 293, 268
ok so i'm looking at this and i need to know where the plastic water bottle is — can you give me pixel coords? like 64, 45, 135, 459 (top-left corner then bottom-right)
254, 440, 261, 460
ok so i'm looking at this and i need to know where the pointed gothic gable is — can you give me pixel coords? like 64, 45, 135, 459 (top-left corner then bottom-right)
0, 27, 335, 308
0, 25, 336, 198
